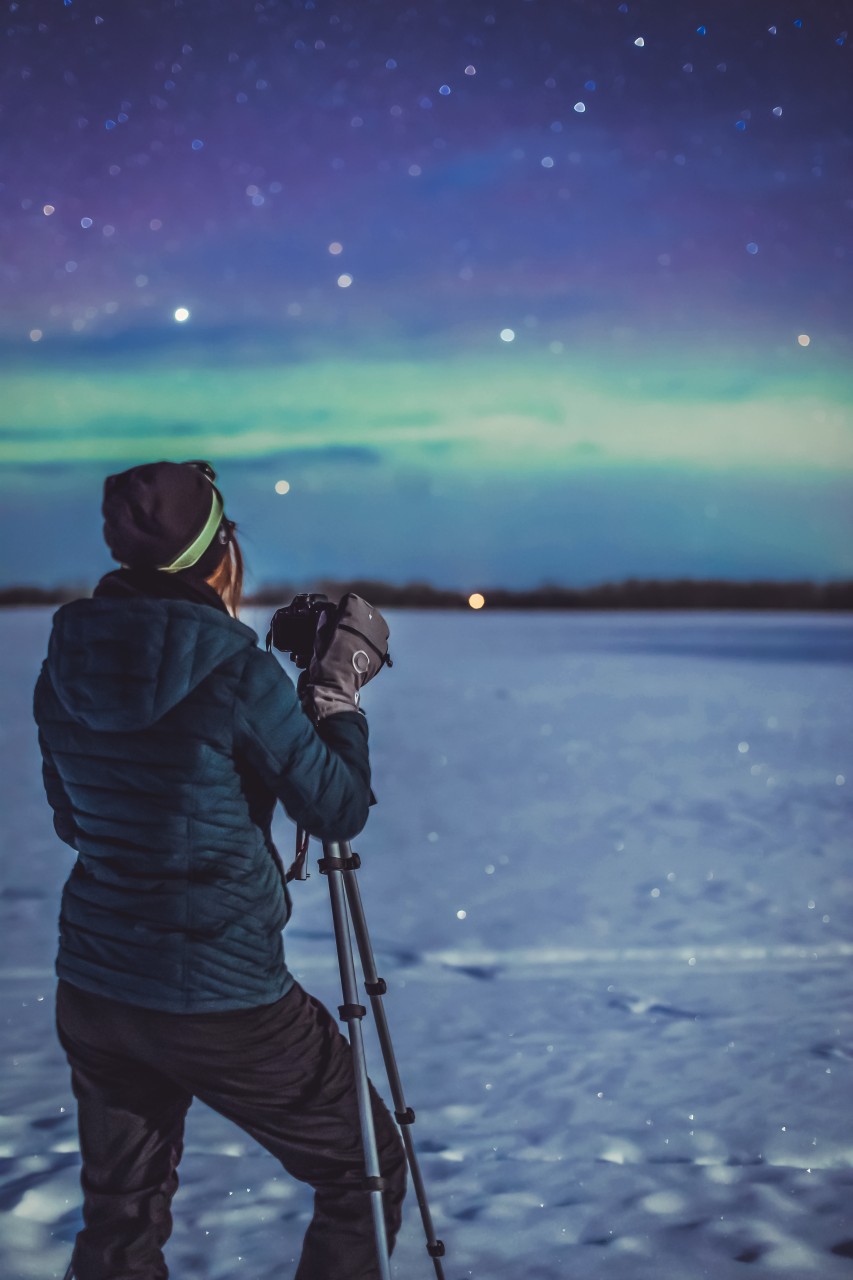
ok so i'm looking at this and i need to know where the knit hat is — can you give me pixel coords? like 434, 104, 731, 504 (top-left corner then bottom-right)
102, 460, 230, 575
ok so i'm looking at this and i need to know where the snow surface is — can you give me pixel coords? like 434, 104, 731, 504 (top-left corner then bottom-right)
1, 608, 852, 1280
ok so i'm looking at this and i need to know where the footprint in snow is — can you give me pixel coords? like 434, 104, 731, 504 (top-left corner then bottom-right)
607, 994, 699, 1019
734, 1245, 767, 1263
442, 963, 503, 981
811, 1041, 853, 1061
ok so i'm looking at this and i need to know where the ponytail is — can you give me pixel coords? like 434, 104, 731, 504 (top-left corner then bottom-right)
207, 529, 244, 617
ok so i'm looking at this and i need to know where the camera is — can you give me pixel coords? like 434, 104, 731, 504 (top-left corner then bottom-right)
266, 593, 338, 668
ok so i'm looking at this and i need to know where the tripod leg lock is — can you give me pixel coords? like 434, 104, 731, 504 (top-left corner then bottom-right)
365, 977, 387, 996
395, 1106, 416, 1125
362, 1175, 386, 1193
427, 1241, 446, 1258
318, 852, 362, 874
338, 1002, 367, 1020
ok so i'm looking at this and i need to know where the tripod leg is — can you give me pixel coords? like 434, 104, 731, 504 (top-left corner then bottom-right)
321, 842, 392, 1280
340, 841, 447, 1280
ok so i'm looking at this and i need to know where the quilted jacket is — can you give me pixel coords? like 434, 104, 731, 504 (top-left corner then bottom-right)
33, 573, 371, 1013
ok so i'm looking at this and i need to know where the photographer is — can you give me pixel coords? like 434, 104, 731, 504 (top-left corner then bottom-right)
32, 460, 406, 1280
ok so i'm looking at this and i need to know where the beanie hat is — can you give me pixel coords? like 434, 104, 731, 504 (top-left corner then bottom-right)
102, 460, 230, 574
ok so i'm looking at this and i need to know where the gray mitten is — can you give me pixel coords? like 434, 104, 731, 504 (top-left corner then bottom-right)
301, 594, 391, 722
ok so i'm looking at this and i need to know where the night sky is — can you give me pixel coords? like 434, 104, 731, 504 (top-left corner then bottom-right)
1, 0, 851, 590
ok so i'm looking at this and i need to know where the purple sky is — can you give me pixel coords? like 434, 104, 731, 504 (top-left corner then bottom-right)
1, 0, 851, 588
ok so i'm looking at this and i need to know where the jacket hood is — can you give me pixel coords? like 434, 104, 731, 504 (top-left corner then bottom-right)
47, 597, 259, 731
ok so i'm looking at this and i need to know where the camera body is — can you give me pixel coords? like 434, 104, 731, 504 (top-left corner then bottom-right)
266, 593, 337, 668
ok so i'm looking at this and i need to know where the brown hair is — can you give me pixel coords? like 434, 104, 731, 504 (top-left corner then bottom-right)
206, 528, 244, 617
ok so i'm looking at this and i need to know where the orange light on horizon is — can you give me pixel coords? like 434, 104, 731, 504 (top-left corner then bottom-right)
468, 592, 485, 610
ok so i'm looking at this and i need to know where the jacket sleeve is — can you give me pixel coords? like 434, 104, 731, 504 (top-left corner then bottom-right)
233, 648, 371, 841
33, 670, 79, 851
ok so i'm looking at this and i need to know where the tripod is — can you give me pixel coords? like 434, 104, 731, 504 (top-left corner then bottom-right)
318, 838, 446, 1280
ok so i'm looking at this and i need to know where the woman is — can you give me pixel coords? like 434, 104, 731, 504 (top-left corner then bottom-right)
33, 460, 406, 1280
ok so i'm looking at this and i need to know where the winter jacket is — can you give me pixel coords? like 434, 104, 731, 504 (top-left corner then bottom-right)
33, 572, 371, 1013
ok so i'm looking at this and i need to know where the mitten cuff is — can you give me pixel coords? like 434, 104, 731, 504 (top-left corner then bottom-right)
302, 683, 363, 723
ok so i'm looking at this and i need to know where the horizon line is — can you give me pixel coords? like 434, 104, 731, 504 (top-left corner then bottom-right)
2, 575, 851, 612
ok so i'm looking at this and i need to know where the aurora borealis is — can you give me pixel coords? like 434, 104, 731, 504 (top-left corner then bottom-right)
1, 0, 851, 589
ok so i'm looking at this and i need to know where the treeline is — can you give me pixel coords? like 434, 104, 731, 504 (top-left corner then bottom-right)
2, 578, 852, 610
250, 578, 853, 611
0, 585, 85, 606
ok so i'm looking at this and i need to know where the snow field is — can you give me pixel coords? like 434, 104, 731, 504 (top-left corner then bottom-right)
1, 608, 851, 1278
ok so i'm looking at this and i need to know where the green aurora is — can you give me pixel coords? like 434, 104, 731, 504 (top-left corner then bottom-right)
2, 338, 851, 590
4, 345, 850, 472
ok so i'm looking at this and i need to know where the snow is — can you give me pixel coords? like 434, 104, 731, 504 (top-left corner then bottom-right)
1, 608, 852, 1279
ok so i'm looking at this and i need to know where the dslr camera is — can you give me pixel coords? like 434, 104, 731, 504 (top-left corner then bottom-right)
266, 593, 336, 668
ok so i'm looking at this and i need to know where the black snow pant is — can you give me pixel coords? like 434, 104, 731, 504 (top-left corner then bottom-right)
55, 978, 407, 1280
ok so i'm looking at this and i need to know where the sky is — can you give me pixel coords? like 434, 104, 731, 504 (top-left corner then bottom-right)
1, 0, 851, 590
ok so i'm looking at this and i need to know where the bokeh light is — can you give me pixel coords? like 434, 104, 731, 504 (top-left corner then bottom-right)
468, 593, 485, 610
274, 479, 291, 494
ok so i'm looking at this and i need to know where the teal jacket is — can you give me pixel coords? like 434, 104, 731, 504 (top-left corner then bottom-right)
33, 579, 371, 1012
